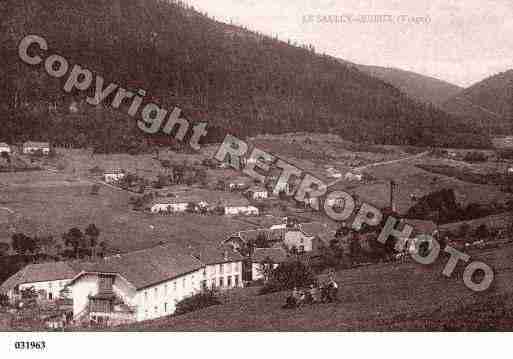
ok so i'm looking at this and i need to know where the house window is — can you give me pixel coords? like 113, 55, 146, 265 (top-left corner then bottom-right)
183, 278, 186, 288
201, 280, 207, 291
299, 245, 305, 253
144, 291, 148, 301
154, 306, 158, 314
234, 275, 239, 287
227, 276, 232, 287
164, 303, 168, 312
219, 277, 224, 288
48, 292, 53, 300
220, 264, 224, 274
173, 282, 177, 291
164, 284, 168, 295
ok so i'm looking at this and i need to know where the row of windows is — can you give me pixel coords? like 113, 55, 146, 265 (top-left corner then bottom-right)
143, 263, 242, 302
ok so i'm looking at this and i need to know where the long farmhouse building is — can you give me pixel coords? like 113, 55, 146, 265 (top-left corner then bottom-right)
66, 244, 244, 325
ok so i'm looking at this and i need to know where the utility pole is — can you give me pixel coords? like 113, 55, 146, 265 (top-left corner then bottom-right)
390, 180, 395, 212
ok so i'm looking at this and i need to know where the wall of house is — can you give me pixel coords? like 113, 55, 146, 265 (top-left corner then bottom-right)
134, 269, 203, 321
204, 261, 243, 289
225, 206, 259, 216
284, 231, 314, 252
71, 274, 99, 318
104, 173, 125, 183
19, 279, 70, 301
151, 203, 188, 213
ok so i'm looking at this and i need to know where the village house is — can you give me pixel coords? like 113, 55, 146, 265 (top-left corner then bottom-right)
251, 247, 288, 281
345, 171, 363, 182
245, 186, 269, 200
228, 176, 252, 191
225, 204, 259, 216
66, 244, 244, 325
103, 169, 126, 183
0, 262, 81, 304
0, 142, 11, 154
283, 222, 333, 253
23, 141, 50, 155
149, 196, 208, 214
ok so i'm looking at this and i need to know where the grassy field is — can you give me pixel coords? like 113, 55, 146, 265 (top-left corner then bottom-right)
119, 243, 513, 331
0, 169, 260, 254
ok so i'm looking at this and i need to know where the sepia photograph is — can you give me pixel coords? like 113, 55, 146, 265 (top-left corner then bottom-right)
0, 0, 513, 356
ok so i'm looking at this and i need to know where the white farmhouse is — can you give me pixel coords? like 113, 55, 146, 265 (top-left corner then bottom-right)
66, 244, 245, 326
23, 141, 50, 155
0, 142, 11, 154
103, 169, 126, 183
0, 262, 80, 304
225, 205, 259, 216
150, 196, 208, 214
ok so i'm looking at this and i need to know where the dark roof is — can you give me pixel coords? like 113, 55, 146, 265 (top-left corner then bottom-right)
74, 244, 204, 290
69, 244, 243, 291
252, 248, 288, 263
0, 262, 80, 293
195, 245, 244, 265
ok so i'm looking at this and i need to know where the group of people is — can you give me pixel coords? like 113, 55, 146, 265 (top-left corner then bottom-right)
282, 277, 339, 309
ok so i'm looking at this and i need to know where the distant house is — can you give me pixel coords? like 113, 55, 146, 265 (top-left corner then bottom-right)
283, 222, 332, 253
228, 177, 251, 191
0, 142, 11, 154
251, 247, 288, 281
245, 186, 268, 200
150, 195, 208, 214
345, 172, 363, 182
225, 205, 259, 216
104, 169, 126, 183
23, 141, 50, 155
66, 245, 244, 325
0, 262, 81, 304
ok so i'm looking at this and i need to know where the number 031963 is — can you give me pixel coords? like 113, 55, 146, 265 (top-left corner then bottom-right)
14, 341, 46, 350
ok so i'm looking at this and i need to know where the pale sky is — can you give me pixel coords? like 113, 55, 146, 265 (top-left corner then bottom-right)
185, 0, 513, 87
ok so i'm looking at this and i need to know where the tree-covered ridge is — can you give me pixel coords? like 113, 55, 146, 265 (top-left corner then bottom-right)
0, 0, 489, 150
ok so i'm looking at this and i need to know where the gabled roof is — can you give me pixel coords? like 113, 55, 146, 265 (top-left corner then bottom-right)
72, 244, 204, 290
252, 248, 288, 263
0, 262, 80, 293
196, 246, 244, 265
68, 244, 244, 291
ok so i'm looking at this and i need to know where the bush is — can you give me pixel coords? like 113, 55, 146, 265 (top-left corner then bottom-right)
175, 290, 221, 316
258, 260, 314, 295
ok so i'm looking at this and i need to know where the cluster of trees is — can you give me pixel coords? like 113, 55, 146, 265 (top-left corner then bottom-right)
4, 224, 105, 260
0, 0, 490, 153
62, 224, 105, 259
258, 261, 315, 295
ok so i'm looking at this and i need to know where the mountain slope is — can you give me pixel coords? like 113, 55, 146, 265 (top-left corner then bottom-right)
355, 65, 463, 107
441, 70, 513, 134
0, 0, 489, 150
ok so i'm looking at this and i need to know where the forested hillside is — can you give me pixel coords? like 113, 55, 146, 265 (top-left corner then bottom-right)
0, 0, 490, 151
442, 70, 513, 134
354, 64, 463, 107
